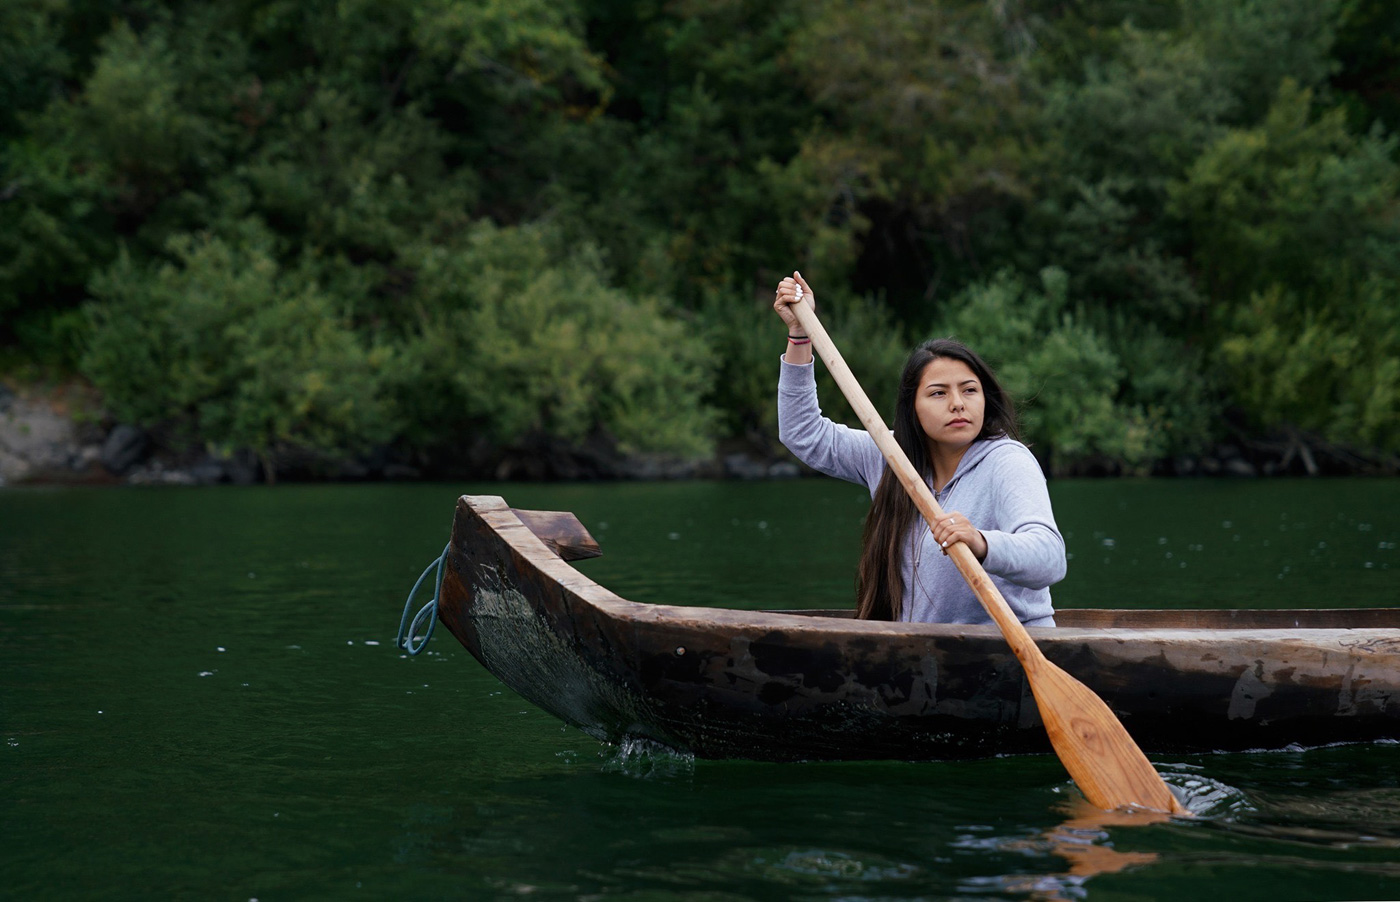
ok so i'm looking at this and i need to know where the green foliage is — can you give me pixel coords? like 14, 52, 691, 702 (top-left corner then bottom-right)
3, 0, 1400, 471
1219, 281, 1400, 451
1171, 81, 1400, 300
940, 269, 1210, 474
697, 287, 783, 443
813, 296, 910, 431
1332, 0, 1400, 135
1027, 24, 1226, 327
0, 0, 69, 138
0, 137, 113, 320
542, 0, 812, 306
84, 225, 395, 458
783, 0, 1043, 318
1182, 0, 1341, 118
75, 22, 229, 187
1171, 80, 1400, 451
393, 223, 718, 456
411, 0, 608, 104
1044, 26, 1231, 191
0, 10, 246, 354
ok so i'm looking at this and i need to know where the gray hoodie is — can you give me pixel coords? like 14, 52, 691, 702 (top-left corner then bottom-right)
778, 358, 1064, 626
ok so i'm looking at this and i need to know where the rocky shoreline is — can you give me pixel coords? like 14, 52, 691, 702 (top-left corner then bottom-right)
0, 382, 261, 486
0, 381, 806, 486
2, 380, 1392, 487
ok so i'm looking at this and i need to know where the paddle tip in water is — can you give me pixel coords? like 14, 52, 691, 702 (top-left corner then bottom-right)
1032, 659, 1189, 815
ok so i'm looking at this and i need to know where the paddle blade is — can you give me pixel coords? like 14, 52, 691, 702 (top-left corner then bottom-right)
1029, 658, 1187, 814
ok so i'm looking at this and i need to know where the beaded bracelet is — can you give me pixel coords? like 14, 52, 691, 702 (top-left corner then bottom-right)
787, 335, 811, 345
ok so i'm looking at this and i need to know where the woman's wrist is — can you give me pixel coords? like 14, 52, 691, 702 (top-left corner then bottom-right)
782, 332, 813, 363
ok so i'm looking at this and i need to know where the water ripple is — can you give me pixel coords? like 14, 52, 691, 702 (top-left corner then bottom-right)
598, 737, 695, 780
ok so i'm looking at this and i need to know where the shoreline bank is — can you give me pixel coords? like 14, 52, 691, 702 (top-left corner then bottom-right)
2, 380, 1393, 487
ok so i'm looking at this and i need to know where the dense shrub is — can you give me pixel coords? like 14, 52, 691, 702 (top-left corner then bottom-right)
392, 223, 718, 457
1172, 81, 1400, 452
939, 269, 1211, 474
84, 224, 395, 461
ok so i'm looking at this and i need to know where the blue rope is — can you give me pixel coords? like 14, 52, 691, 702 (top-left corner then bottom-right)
397, 543, 449, 655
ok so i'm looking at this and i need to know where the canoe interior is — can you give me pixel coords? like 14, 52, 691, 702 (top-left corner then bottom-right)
484, 497, 1399, 632
776, 607, 1400, 630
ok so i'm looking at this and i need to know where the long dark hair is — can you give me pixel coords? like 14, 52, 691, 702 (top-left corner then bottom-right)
854, 338, 1019, 620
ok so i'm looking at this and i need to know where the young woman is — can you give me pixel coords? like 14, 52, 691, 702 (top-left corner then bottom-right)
773, 272, 1064, 625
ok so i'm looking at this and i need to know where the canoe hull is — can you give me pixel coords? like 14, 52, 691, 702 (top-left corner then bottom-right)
436, 495, 1400, 761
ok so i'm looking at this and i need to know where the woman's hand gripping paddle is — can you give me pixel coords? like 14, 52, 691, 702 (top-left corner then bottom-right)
788, 291, 1185, 814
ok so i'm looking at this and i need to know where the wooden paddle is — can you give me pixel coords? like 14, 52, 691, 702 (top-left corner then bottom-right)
789, 298, 1186, 814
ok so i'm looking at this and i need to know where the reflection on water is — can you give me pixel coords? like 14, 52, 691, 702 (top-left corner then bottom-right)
962, 799, 1169, 901
2, 480, 1399, 899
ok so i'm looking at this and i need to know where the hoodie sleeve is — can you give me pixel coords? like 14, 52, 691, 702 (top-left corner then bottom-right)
778, 358, 885, 491
979, 445, 1067, 589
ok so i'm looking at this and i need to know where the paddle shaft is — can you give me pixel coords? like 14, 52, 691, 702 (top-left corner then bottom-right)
790, 301, 1184, 814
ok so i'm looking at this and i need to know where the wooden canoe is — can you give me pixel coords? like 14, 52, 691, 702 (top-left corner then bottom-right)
434, 494, 1400, 761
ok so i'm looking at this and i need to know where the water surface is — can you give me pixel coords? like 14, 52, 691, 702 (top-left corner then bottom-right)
2, 479, 1398, 899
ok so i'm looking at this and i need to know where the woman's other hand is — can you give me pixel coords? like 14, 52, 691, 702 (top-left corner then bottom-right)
933, 511, 988, 561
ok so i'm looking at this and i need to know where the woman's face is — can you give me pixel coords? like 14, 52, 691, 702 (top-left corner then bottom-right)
914, 357, 985, 451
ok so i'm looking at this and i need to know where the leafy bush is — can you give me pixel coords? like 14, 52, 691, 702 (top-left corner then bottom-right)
84, 224, 396, 460
392, 222, 718, 457
1219, 281, 1400, 452
939, 269, 1211, 474
0, 0, 68, 138
1172, 80, 1400, 451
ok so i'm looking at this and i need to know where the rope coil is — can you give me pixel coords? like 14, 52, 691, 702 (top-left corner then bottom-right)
397, 543, 449, 655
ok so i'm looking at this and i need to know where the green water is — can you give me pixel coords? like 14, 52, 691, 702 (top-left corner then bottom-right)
2, 479, 1399, 900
